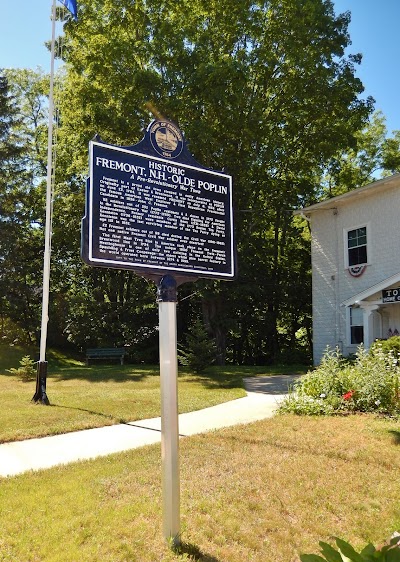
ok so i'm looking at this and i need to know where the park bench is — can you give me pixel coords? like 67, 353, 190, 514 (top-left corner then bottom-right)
86, 347, 126, 365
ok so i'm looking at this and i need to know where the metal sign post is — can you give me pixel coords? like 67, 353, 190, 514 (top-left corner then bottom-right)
157, 275, 180, 546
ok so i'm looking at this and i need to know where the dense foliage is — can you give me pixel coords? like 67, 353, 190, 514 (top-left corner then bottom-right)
279, 346, 400, 416
0, 71, 47, 344
370, 335, 400, 358
54, 0, 374, 363
1, 1, 399, 363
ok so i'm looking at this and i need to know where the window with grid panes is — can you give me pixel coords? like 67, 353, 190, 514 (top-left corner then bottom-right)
350, 307, 364, 344
348, 227, 367, 267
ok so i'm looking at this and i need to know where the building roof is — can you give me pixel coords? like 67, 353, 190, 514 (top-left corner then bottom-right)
342, 271, 400, 307
295, 173, 400, 215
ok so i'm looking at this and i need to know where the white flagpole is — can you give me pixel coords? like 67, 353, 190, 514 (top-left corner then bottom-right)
34, 0, 57, 403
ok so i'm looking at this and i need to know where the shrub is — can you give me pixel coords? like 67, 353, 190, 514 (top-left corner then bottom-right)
178, 318, 217, 373
278, 393, 337, 416
295, 348, 348, 398
7, 355, 37, 382
370, 335, 400, 359
279, 346, 400, 416
301, 533, 400, 561
346, 346, 400, 413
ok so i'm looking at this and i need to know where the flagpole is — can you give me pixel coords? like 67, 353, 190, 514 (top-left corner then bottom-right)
33, 0, 57, 404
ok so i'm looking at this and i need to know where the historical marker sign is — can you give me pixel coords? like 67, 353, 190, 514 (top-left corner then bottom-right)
81, 120, 234, 545
82, 122, 235, 281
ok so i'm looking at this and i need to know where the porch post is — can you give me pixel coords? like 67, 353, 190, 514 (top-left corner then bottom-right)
360, 303, 379, 350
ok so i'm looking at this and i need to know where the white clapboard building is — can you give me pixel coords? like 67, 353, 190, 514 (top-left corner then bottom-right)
297, 173, 400, 364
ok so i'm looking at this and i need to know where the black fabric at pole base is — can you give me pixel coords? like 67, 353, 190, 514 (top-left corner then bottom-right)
32, 361, 50, 405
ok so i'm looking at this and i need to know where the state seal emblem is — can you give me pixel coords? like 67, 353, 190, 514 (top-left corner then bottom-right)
149, 120, 184, 158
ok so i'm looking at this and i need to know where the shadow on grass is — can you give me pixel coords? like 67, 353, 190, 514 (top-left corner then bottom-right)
180, 365, 308, 392
38, 404, 164, 430
50, 403, 124, 423
49, 364, 160, 383
184, 372, 245, 391
51, 364, 247, 389
389, 430, 400, 445
173, 541, 221, 561
218, 430, 397, 468
1, 348, 84, 372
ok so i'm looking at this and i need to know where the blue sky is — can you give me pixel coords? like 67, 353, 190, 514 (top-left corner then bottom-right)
0, 0, 399, 134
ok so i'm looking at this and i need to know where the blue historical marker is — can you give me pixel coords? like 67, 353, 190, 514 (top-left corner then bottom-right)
82, 120, 235, 282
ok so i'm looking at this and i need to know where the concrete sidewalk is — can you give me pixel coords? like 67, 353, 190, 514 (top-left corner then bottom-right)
0, 374, 300, 478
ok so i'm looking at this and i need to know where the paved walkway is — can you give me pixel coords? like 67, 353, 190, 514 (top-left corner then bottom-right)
0, 374, 300, 478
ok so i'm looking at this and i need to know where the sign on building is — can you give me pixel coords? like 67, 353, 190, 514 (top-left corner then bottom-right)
382, 288, 400, 303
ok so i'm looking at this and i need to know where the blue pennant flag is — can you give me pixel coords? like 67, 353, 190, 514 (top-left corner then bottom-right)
59, 0, 78, 20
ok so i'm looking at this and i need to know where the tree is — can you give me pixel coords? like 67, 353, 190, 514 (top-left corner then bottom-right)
62, 267, 159, 359
50, 0, 373, 363
0, 71, 48, 344
318, 111, 400, 198
178, 318, 217, 372
382, 130, 400, 174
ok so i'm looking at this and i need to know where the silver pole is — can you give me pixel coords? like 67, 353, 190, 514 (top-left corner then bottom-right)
33, 0, 56, 404
40, 0, 56, 364
158, 276, 180, 546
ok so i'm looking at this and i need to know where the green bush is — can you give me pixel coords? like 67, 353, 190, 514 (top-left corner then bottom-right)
347, 347, 400, 412
7, 355, 37, 382
278, 393, 337, 416
370, 336, 400, 359
178, 318, 217, 373
294, 348, 348, 398
279, 346, 400, 416
301, 533, 400, 561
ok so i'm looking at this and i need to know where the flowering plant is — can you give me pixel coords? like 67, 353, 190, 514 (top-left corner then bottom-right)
279, 345, 400, 416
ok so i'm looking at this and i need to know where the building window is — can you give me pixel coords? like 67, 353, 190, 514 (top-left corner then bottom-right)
350, 307, 364, 344
347, 227, 367, 267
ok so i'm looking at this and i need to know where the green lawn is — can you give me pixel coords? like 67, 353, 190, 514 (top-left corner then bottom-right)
0, 363, 245, 443
1, 346, 398, 561
0, 415, 399, 561
0, 344, 307, 443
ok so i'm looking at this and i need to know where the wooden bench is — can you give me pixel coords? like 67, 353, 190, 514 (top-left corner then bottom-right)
86, 348, 126, 365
